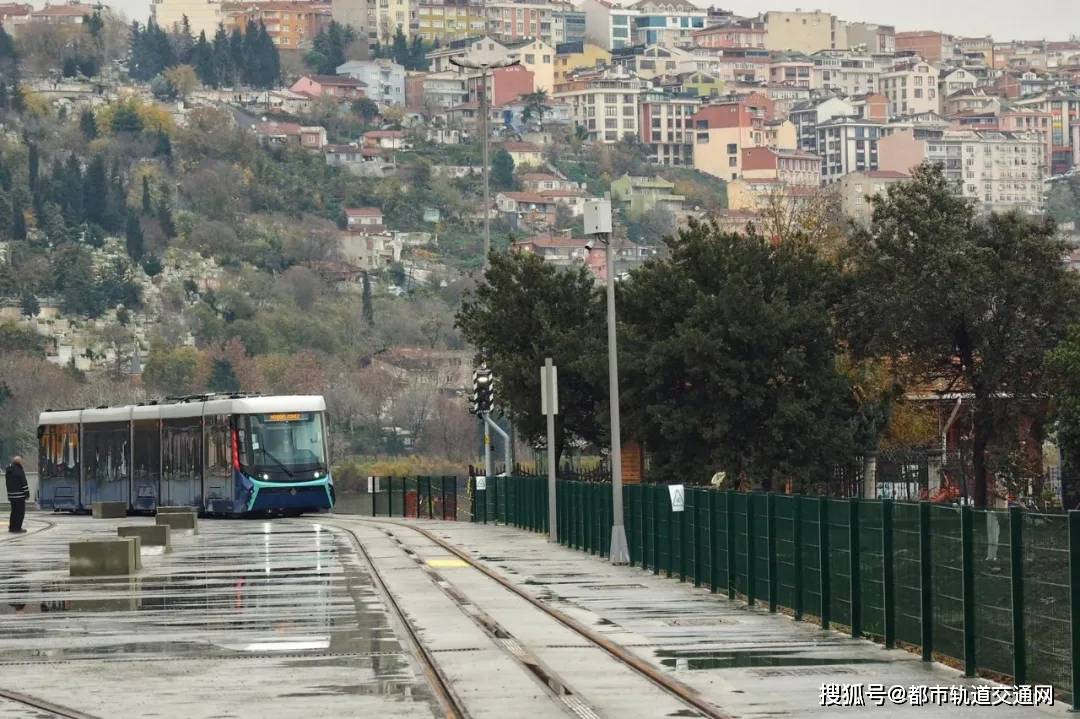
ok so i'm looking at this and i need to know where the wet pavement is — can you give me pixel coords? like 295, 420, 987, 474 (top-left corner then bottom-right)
0, 513, 439, 718
341, 517, 1069, 718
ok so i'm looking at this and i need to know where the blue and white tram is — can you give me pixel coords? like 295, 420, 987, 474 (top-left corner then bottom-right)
37, 394, 335, 517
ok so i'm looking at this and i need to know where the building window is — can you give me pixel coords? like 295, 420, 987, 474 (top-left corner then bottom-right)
727, 143, 737, 154
728, 156, 737, 167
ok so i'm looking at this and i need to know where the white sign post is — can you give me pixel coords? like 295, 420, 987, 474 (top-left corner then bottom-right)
668, 484, 685, 513
541, 358, 558, 542
475, 476, 486, 491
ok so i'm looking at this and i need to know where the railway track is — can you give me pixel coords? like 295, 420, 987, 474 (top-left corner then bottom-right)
0, 689, 101, 719
327, 516, 730, 719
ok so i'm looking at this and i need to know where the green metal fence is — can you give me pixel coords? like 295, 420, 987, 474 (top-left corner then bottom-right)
469, 478, 1079, 706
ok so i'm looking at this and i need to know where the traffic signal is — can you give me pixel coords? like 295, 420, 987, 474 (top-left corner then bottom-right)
471, 365, 494, 414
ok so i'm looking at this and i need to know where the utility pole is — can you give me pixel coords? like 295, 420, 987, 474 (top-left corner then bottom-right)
541, 358, 558, 542
584, 198, 629, 565
449, 54, 519, 268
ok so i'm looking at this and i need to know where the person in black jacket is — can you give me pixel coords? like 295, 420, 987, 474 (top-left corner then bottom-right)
5, 457, 28, 533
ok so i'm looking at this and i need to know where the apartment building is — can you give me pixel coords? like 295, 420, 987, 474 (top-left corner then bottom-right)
836, 170, 909, 224
711, 48, 770, 85
222, 1, 331, 50
691, 17, 765, 49
153, 0, 221, 36
337, 59, 406, 104
639, 91, 698, 165
332, 0, 371, 44
769, 53, 815, 89
816, 116, 885, 182
790, 96, 855, 153
949, 108, 1054, 170
579, 0, 639, 50
741, 147, 821, 187
629, 0, 705, 48
554, 41, 611, 84
484, 0, 575, 46
1012, 90, 1080, 173
554, 68, 648, 143
812, 50, 889, 97
690, 96, 768, 180
0, 3, 31, 30
763, 10, 846, 53
879, 58, 940, 117
895, 30, 956, 63
845, 21, 895, 54
505, 38, 556, 91
938, 67, 978, 110
416, 0, 484, 44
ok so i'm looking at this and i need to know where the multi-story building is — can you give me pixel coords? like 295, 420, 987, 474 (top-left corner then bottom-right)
957, 36, 994, 67
690, 96, 768, 180
937, 67, 979, 111
763, 10, 846, 53
426, 36, 510, 73
579, 0, 639, 51
741, 147, 821, 187
416, 70, 468, 109
222, 1, 331, 50
790, 96, 855, 153
1012, 90, 1080, 174
880, 129, 1046, 213
948, 108, 1054, 174
613, 43, 695, 80
552, 9, 585, 45
554, 67, 648, 143
769, 53, 815, 89
416, 0, 484, 44
466, 62, 534, 106
554, 41, 611, 84
710, 47, 770, 84
638, 91, 698, 165
484, 0, 574, 47
845, 21, 895, 54
895, 30, 956, 63
816, 116, 885, 183
291, 74, 367, 100
337, 59, 406, 104
629, 0, 705, 48
879, 58, 940, 117
504, 38, 555, 91
154, 0, 221, 36
690, 16, 765, 49
812, 50, 889, 97
0, 3, 31, 31
836, 170, 910, 223
942, 89, 1001, 117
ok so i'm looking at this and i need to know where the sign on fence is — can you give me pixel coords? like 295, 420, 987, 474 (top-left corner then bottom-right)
475, 476, 487, 491
668, 484, 685, 512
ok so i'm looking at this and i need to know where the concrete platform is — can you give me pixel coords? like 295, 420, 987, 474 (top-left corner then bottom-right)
118, 524, 171, 551
156, 512, 197, 533
156, 506, 196, 515
91, 501, 127, 519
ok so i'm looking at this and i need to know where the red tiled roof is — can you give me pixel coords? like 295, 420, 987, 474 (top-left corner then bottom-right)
364, 130, 404, 138
0, 3, 31, 17
254, 121, 302, 135
32, 3, 92, 16
539, 189, 587, 198
862, 170, 911, 179
520, 173, 557, 181
345, 207, 383, 217
516, 235, 590, 248
500, 142, 542, 153
502, 192, 555, 204
307, 74, 367, 87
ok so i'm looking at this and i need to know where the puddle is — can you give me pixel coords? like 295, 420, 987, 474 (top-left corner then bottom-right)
655, 648, 890, 670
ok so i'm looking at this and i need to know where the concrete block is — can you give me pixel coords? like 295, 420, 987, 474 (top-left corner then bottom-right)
118, 525, 171, 552
92, 501, 128, 519
69, 538, 139, 577
156, 512, 197, 534
156, 506, 196, 515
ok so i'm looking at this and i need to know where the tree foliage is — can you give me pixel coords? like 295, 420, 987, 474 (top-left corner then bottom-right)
844, 163, 1080, 506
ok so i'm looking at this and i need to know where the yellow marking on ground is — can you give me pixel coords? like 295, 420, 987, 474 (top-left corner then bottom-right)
426, 558, 470, 569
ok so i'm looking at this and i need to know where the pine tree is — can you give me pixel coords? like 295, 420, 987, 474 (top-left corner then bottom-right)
157, 189, 176, 238
242, 20, 260, 86
258, 22, 280, 88
83, 155, 108, 227
209, 358, 240, 393
141, 175, 152, 214
211, 24, 232, 87
26, 142, 38, 195
408, 35, 427, 71
361, 271, 374, 326
392, 26, 408, 67
61, 154, 84, 225
79, 107, 98, 139
10, 196, 25, 240
191, 31, 214, 86
125, 211, 145, 261
228, 27, 244, 86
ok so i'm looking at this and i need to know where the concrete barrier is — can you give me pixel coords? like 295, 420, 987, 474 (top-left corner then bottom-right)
156, 506, 196, 515
92, 501, 128, 519
69, 537, 139, 577
156, 512, 197, 534
118, 525, 171, 552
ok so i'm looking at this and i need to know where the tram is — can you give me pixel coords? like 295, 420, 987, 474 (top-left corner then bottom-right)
37, 394, 335, 517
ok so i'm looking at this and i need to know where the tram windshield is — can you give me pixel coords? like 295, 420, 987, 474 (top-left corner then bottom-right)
240, 412, 327, 476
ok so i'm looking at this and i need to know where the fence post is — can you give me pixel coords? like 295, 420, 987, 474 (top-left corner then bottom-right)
441, 477, 447, 520
1069, 510, 1080, 711
653, 484, 662, 575
767, 492, 777, 613
793, 495, 804, 622
882, 498, 895, 649
427, 477, 434, 519
819, 497, 830, 630
960, 504, 976, 677
1009, 506, 1025, 686
694, 490, 704, 588
746, 494, 756, 607
919, 501, 933, 662
710, 490, 720, 593
849, 498, 862, 638
726, 491, 736, 600
679, 495, 687, 582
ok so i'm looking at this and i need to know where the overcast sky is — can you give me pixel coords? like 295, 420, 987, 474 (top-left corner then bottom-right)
719, 1, 1079, 42
29, 0, 1080, 42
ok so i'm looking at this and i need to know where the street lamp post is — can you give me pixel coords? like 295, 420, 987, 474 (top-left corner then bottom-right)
584, 198, 630, 565
449, 56, 519, 269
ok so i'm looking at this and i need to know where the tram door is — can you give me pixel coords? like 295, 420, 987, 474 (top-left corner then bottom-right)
131, 419, 161, 511
162, 417, 203, 508
204, 415, 231, 513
